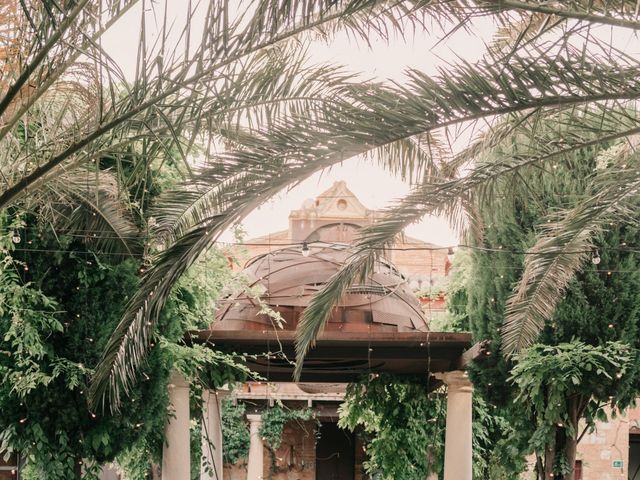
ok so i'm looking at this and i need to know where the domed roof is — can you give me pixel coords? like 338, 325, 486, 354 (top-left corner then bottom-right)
213, 244, 428, 333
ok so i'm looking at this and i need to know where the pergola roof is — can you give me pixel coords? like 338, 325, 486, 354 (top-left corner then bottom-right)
197, 244, 480, 383
194, 329, 474, 383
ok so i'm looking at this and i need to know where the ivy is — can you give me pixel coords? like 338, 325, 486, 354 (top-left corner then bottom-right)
221, 400, 250, 465
0, 209, 251, 479
259, 402, 316, 452
338, 374, 442, 480
258, 401, 317, 475
338, 373, 522, 480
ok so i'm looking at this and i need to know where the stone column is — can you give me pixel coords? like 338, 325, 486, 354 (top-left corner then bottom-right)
200, 388, 229, 480
162, 371, 191, 480
246, 414, 264, 480
435, 370, 473, 480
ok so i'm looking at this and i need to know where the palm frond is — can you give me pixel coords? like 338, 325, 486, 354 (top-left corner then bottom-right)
364, 131, 451, 183
51, 170, 142, 258
295, 104, 640, 368
294, 247, 379, 379
90, 120, 368, 409
488, 0, 640, 30
502, 144, 640, 355
85, 0, 640, 406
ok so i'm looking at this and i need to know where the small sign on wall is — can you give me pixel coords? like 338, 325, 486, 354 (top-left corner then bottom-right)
612, 460, 624, 468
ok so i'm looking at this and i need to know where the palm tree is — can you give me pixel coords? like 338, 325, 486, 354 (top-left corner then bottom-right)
292, 3, 640, 375
0, 0, 445, 409
4, 2, 639, 408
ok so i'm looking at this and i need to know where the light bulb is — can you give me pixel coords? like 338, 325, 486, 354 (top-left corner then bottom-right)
11, 232, 20, 243
447, 247, 455, 263
592, 251, 601, 265
301, 242, 310, 257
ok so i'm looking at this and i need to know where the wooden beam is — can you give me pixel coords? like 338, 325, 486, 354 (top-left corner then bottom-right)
454, 340, 491, 370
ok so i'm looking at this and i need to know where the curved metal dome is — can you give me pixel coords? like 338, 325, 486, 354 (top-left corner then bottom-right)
213, 243, 428, 333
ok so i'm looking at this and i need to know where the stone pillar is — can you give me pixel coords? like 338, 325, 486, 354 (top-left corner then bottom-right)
200, 389, 229, 480
436, 370, 473, 480
162, 371, 191, 480
246, 414, 264, 480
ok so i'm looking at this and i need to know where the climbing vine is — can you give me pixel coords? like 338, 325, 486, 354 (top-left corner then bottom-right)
0, 209, 251, 479
338, 373, 521, 480
221, 400, 250, 465
338, 373, 440, 480
259, 401, 317, 475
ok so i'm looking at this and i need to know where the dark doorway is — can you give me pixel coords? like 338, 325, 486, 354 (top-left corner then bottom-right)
574, 460, 582, 480
630, 432, 640, 480
316, 422, 355, 480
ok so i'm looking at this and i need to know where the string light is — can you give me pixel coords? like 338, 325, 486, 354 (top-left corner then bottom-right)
592, 250, 601, 265
8, 235, 640, 259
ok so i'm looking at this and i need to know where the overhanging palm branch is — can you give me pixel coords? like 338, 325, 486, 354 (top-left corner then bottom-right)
0, 0, 439, 210
92, 37, 640, 406
5, 0, 639, 214
44, 170, 142, 258
481, 0, 640, 30
295, 103, 640, 372
502, 143, 640, 355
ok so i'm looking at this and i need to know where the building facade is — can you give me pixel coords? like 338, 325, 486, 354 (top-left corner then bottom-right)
233, 181, 450, 319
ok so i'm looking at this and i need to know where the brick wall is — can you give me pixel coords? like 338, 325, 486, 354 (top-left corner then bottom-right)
577, 409, 628, 480
521, 406, 633, 479
224, 420, 317, 480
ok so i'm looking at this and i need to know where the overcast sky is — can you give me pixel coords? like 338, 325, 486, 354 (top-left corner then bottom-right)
101, 3, 638, 247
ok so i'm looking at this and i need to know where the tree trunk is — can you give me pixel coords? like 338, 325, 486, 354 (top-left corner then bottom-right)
544, 439, 556, 480
544, 397, 581, 480
535, 455, 545, 480
151, 463, 162, 480
563, 397, 580, 480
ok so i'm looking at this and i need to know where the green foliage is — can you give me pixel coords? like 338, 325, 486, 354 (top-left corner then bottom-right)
0, 221, 169, 479
259, 402, 316, 453
510, 341, 636, 457
472, 398, 527, 479
221, 400, 250, 465
462, 121, 640, 477
338, 373, 520, 479
338, 374, 442, 480
0, 206, 248, 479
258, 402, 317, 476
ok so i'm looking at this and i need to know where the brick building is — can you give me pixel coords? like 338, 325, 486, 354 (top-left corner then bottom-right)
217, 182, 463, 479
233, 181, 450, 319
522, 404, 640, 479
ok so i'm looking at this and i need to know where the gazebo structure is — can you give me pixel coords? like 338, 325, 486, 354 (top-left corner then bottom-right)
163, 244, 483, 480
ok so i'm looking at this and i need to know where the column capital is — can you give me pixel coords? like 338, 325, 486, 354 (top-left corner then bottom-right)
168, 370, 189, 389
246, 413, 263, 424
214, 388, 231, 400
434, 370, 473, 392
203, 388, 231, 402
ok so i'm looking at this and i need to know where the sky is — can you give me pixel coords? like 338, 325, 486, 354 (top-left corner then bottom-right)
99, 3, 503, 247
100, 3, 640, 248
228, 20, 495, 246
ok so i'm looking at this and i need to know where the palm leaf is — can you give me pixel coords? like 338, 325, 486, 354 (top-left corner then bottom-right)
52, 170, 142, 258
295, 104, 640, 370
502, 144, 640, 354
92, 40, 640, 407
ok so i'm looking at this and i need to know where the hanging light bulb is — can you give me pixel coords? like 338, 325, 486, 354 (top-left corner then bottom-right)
447, 247, 455, 263
301, 242, 310, 257
11, 231, 20, 243
591, 250, 601, 265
